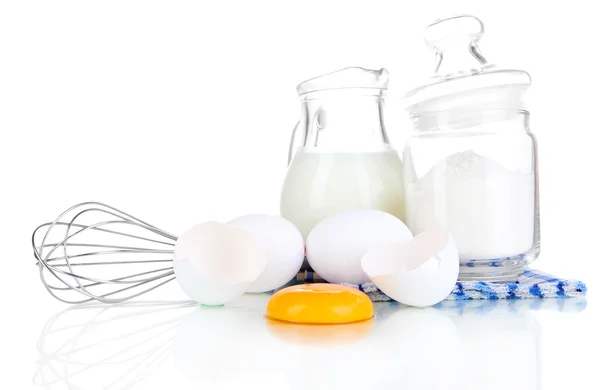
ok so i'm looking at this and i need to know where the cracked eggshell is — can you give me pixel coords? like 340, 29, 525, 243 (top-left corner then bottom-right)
228, 214, 305, 292
173, 222, 267, 305
361, 229, 459, 307
306, 210, 413, 285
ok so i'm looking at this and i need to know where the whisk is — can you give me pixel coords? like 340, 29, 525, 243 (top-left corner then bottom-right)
32, 202, 178, 304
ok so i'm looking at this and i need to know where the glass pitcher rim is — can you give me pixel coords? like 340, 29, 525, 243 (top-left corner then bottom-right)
298, 87, 387, 100
296, 67, 389, 96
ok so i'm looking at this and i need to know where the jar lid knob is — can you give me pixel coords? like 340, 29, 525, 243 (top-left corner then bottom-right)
424, 15, 488, 78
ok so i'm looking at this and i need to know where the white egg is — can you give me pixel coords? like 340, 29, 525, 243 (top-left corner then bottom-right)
306, 210, 413, 284
361, 229, 459, 307
228, 214, 304, 292
173, 222, 266, 305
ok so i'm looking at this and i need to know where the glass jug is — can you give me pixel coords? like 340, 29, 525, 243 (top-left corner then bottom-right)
280, 67, 405, 239
403, 15, 539, 281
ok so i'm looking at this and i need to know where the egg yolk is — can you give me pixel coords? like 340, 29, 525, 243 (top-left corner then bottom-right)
266, 283, 374, 324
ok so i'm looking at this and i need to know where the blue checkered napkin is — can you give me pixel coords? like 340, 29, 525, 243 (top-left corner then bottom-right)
294, 268, 587, 302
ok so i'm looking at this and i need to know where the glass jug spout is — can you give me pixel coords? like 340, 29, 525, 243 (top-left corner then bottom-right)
296, 67, 389, 95
288, 67, 392, 163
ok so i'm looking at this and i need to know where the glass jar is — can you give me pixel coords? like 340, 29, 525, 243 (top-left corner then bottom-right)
281, 67, 405, 239
403, 15, 540, 281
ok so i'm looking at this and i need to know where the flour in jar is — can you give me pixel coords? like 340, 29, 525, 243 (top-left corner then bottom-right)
405, 150, 535, 260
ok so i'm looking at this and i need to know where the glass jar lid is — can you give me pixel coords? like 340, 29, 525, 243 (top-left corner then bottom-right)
405, 15, 531, 114
297, 67, 389, 96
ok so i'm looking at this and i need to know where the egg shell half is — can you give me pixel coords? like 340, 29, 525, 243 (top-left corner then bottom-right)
228, 214, 305, 292
173, 222, 267, 305
306, 210, 413, 284
361, 229, 459, 307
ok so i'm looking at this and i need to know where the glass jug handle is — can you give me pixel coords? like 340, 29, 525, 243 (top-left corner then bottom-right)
287, 121, 304, 165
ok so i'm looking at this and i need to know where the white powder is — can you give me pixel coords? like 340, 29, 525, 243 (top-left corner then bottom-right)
405, 150, 535, 260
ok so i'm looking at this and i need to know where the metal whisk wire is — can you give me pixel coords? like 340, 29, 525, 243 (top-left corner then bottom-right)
32, 202, 179, 304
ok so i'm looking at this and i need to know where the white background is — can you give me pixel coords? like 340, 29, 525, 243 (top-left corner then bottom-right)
1, 1, 598, 389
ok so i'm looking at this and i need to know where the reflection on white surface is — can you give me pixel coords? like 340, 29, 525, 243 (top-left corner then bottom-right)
265, 318, 374, 346
34, 295, 587, 390
173, 294, 278, 383
439, 300, 541, 390
34, 301, 196, 390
